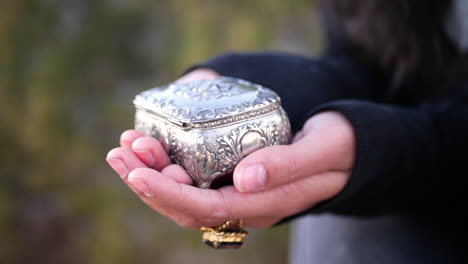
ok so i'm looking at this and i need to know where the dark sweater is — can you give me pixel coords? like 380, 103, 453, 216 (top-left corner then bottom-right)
191, 51, 468, 215
185, 1, 468, 261
187, 52, 468, 259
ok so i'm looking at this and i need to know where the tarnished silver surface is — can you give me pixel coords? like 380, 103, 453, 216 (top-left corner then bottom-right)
134, 77, 291, 189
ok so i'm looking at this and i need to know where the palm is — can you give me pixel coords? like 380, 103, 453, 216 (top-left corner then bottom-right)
106, 69, 355, 228
107, 110, 354, 228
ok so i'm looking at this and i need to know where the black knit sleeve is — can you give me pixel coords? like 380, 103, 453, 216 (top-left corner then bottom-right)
185, 52, 388, 132
298, 88, 468, 217
185, 52, 468, 218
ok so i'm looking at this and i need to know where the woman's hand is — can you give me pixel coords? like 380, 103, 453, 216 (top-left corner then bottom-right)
106, 70, 356, 228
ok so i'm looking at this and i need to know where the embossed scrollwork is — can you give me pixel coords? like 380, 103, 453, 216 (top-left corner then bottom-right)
134, 78, 292, 191
134, 78, 281, 122
170, 81, 244, 101
170, 136, 224, 188
217, 121, 280, 174
278, 109, 292, 145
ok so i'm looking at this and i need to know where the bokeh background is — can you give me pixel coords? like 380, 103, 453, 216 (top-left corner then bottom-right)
0, 0, 323, 263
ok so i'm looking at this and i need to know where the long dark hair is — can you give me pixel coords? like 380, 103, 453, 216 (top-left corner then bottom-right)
322, 0, 467, 103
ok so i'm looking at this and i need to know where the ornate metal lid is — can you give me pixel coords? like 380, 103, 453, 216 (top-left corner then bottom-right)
133, 77, 281, 129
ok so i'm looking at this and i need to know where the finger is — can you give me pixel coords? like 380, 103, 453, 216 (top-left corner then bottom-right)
106, 148, 197, 227
231, 139, 325, 193
161, 164, 193, 185
132, 170, 346, 229
126, 167, 220, 229
120, 130, 146, 148
131, 136, 171, 171
106, 147, 147, 178
127, 168, 233, 225
232, 117, 354, 193
218, 170, 349, 221
125, 169, 202, 228
263, 170, 349, 217
107, 147, 167, 207
126, 167, 347, 228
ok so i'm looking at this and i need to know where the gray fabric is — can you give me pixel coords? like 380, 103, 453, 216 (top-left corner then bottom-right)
445, 0, 468, 52
289, 214, 461, 264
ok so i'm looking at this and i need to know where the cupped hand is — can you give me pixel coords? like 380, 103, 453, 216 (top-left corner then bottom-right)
106, 70, 356, 229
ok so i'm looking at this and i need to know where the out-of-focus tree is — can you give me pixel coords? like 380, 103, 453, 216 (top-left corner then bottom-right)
0, 1, 321, 263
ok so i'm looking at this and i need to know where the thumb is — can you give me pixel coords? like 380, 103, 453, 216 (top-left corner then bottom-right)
233, 113, 355, 193
232, 136, 329, 193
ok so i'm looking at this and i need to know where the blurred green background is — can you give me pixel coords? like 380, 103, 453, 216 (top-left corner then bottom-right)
0, 0, 322, 263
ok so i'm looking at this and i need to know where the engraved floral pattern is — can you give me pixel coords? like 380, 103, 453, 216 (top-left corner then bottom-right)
134, 77, 280, 122
170, 81, 244, 101
278, 109, 292, 145
217, 121, 280, 174
165, 120, 285, 188
170, 136, 223, 188
134, 78, 292, 189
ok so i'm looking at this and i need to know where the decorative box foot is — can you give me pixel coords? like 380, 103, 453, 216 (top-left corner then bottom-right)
200, 220, 247, 249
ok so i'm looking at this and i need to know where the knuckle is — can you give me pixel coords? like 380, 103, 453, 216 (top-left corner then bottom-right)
212, 191, 235, 220
207, 205, 231, 223
197, 192, 234, 223
285, 154, 300, 183
198, 209, 230, 225
212, 209, 231, 222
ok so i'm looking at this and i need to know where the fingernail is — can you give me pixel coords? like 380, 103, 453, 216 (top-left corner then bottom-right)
106, 157, 129, 178
133, 149, 155, 167
128, 178, 153, 197
236, 164, 266, 192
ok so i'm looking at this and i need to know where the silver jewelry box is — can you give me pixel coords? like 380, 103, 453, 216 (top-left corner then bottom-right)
134, 77, 291, 189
